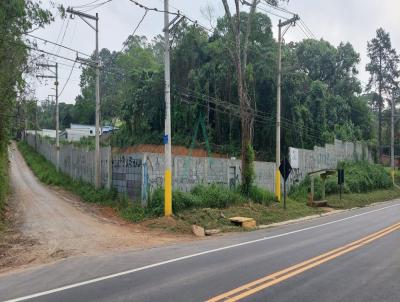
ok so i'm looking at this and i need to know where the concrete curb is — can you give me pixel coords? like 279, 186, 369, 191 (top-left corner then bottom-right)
258, 209, 345, 229
257, 198, 400, 230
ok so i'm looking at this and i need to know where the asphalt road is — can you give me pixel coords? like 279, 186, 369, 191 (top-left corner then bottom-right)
1, 200, 399, 302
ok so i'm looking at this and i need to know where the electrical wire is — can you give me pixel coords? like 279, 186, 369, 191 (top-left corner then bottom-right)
262, 0, 296, 15
73, 0, 102, 9
257, 3, 289, 20
59, 60, 77, 97
78, 0, 113, 12
299, 19, 316, 39
129, 0, 213, 33
56, 17, 70, 55
25, 34, 91, 57
121, 9, 148, 52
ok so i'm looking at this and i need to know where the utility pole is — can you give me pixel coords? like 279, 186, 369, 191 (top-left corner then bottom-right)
161, 1, 183, 216
67, 7, 101, 188
275, 15, 299, 201
391, 98, 395, 184
37, 63, 59, 170
164, 0, 172, 217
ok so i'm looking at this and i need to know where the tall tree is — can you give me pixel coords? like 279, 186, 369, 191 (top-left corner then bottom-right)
220, 0, 268, 187
366, 28, 399, 160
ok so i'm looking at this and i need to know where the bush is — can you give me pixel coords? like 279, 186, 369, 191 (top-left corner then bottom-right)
248, 186, 276, 205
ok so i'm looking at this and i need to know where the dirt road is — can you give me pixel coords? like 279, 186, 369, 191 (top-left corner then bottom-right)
0, 143, 189, 274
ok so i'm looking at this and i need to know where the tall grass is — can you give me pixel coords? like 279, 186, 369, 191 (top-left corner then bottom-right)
149, 184, 276, 214
17, 141, 153, 222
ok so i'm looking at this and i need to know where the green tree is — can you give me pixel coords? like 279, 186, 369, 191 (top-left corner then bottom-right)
366, 28, 400, 160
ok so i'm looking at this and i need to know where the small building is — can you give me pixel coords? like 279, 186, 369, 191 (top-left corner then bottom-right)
65, 124, 97, 142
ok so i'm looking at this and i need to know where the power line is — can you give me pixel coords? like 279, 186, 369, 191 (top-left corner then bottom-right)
129, 0, 213, 33
176, 89, 324, 143
59, 60, 77, 97
56, 17, 70, 55
121, 8, 149, 52
296, 23, 312, 39
299, 19, 316, 39
73, 0, 102, 9
157, 0, 213, 33
257, 4, 289, 20
174, 86, 326, 139
261, 0, 296, 15
53, 18, 66, 53
25, 33, 91, 57
28, 46, 94, 66
77, 0, 113, 12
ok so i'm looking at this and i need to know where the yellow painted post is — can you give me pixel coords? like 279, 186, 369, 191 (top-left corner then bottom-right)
275, 170, 281, 201
164, 169, 172, 216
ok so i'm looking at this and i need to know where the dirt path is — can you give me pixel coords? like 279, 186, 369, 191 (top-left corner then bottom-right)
0, 142, 190, 274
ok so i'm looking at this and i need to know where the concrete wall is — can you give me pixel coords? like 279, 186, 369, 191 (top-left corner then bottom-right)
26, 133, 111, 188
26, 133, 373, 204
112, 152, 277, 203
288, 139, 372, 186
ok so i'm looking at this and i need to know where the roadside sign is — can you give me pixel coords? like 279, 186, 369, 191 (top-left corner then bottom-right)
279, 157, 292, 181
338, 169, 344, 184
338, 169, 344, 201
279, 157, 292, 210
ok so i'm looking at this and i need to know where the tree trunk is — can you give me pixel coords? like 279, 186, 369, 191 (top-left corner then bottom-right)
221, 0, 257, 183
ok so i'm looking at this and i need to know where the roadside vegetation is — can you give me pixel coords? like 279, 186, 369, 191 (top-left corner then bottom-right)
17, 141, 142, 220
289, 161, 399, 209
18, 141, 323, 232
18, 141, 400, 233
0, 144, 9, 232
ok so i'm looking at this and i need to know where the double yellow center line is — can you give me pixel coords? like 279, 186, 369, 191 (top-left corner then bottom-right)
207, 222, 400, 302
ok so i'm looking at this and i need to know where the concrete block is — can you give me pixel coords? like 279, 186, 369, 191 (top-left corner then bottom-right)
191, 225, 205, 237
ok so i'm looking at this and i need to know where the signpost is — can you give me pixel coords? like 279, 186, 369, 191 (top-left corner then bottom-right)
279, 157, 292, 210
338, 168, 344, 201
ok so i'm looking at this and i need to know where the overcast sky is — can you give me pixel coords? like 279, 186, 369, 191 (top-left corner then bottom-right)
29, 0, 400, 105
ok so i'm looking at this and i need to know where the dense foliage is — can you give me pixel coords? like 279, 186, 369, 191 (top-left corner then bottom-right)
0, 0, 52, 225
33, 13, 378, 161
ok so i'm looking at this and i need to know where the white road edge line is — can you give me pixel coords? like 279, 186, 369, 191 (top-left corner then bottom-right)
3, 202, 400, 302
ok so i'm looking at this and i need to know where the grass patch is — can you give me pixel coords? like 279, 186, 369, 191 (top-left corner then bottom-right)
326, 187, 400, 209
147, 198, 322, 233
0, 143, 9, 232
17, 141, 153, 223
